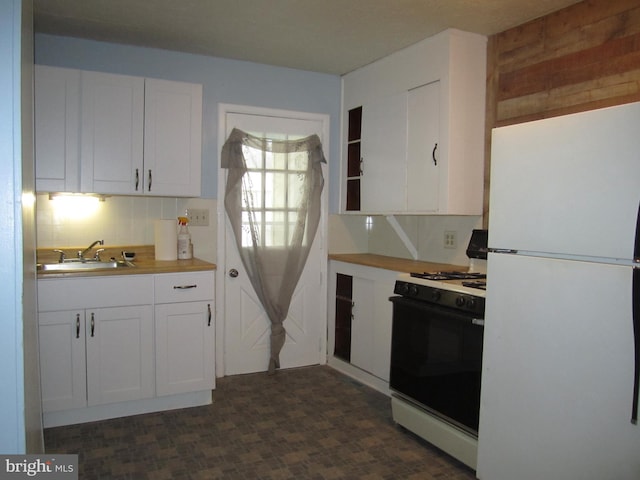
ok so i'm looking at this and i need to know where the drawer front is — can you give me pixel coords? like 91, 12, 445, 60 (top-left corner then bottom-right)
154, 271, 215, 304
38, 275, 153, 311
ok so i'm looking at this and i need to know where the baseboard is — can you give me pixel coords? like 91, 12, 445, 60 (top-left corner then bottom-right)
327, 356, 391, 396
43, 390, 212, 428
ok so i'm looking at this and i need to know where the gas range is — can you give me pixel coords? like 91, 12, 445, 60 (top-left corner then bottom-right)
395, 271, 486, 315
401, 270, 487, 297
393, 230, 488, 313
389, 229, 487, 467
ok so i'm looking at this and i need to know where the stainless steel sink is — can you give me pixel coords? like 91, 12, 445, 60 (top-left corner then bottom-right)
37, 260, 135, 272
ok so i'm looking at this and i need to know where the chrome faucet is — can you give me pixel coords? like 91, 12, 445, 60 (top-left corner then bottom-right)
53, 249, 66, 263
78, 240, 104, 260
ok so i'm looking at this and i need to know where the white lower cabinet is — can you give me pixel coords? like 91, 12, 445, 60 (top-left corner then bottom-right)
349, 276, 376, 373
86, 306, 154, 405
328, 261, 397, 392
39, 306, 153, 412
38, 271, 215, 426
154, 272, 215, 396
39, 310, 87, 412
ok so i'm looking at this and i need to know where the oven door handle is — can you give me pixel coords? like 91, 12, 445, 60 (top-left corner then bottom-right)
390, 295, 484, 327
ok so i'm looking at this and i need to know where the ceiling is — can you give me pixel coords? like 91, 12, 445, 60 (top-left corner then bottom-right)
33, 0, 582, 75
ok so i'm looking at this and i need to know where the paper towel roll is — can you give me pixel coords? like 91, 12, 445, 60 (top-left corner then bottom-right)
154, 219, 178, 260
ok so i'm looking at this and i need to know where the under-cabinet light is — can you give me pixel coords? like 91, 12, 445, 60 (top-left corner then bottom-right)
48, 193, 108, 202
48, 193, 107, 220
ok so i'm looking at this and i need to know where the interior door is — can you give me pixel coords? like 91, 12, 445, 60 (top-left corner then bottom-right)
220, 108, 328, 375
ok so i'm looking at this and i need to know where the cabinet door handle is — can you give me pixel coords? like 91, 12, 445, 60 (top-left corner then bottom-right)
207, 303, 212, 327
76, 313, 80, 339
360, 157, 364, 175
148, 169, 152, 192
90, 312, 95, 337
351, 301, 355, 320
432, 143, 438, 165
135, 168, 140, 191
173, 284, 197, 289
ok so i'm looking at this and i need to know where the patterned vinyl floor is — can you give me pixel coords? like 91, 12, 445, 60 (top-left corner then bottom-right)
44, 365, 476, 479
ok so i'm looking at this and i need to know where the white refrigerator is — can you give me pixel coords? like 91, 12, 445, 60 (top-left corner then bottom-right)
477, 102, 640, 479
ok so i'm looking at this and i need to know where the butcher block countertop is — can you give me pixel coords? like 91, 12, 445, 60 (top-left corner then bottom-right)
36, 245, 216, 278
328, 253, 467, 274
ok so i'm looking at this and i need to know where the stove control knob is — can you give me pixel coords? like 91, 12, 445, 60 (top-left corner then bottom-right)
409, 284, 419, 296
398, 283, 409, 295
467, 298, 476, 309
455, 296, 466, 307
431, 290, 441, 301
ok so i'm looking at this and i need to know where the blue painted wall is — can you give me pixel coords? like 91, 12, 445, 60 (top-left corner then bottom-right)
1, 0, 24, 453
35, 34, 342, 211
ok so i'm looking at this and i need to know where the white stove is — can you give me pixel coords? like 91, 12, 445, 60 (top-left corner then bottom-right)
397, 268, 487, 298
389, 230, 488, 469
397, 232, 488, 298
394, 270, 486, 316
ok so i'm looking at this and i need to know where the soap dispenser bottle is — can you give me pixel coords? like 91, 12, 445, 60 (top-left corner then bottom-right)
177, 216, 193, 259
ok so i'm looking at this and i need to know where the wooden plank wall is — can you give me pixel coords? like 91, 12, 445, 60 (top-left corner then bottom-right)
483, 0, 640, 223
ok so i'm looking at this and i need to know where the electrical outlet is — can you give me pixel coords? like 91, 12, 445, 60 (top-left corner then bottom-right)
186, 208, 210, 227
444, 230, 457, 249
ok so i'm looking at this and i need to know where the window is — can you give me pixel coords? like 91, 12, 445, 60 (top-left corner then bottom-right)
240, 134, 309, 248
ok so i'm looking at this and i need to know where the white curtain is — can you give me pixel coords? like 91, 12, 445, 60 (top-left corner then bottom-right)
221, 128, 325, 374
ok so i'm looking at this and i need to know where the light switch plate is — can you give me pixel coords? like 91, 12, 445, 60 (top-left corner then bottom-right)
444, 230, 457, 249
186, 208, 209, 226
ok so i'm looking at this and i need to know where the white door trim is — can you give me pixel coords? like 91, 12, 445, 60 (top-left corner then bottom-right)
216, 103, 330, 377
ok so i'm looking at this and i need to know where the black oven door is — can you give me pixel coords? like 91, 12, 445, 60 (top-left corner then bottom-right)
389, 295, 484, 435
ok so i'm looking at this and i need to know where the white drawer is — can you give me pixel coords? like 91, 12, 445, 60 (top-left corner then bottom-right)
154, 271, 215, 304
38, 275, 154, 311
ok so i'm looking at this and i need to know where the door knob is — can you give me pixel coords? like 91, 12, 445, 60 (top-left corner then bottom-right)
229, 268, 239, 278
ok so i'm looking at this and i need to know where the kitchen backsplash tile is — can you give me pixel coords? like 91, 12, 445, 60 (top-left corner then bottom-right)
328, 213, 483, 265
36, 194, 217, 262
37, 193, 481, 267
328, 215, 369, 254
366, 214, 483, 265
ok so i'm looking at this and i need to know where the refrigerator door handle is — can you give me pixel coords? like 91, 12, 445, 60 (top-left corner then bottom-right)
632, 267, 640, 424
633, 200, 640, 424
634, 200, 640, 263
488, 248, 518, 254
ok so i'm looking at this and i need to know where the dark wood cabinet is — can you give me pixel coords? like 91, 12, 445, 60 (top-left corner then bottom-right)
346, 107, 362, 211
347, 106, 362, 142
334, 273, 353, 361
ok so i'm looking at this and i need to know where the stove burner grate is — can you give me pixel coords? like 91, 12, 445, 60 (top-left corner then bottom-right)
461, 281, 487, 290
410, 271, 487, 281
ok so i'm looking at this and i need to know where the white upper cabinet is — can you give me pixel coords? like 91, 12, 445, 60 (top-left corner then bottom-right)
406, 81, 440, 212
34, 65, 81, 193
341, 29, 487, 214
80, 71, 145, 195
359, 92, 408, 212
35, 66, 203, 197
143, 79, 202, 197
